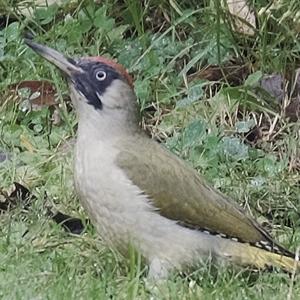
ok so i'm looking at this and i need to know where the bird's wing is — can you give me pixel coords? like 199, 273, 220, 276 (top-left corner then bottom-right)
116, 136, 286, 250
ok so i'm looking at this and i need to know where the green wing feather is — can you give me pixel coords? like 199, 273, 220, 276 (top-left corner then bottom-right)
116, 134, 294, 258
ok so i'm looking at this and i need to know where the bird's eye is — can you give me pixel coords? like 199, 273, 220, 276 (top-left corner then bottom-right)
95, 70, 106, 81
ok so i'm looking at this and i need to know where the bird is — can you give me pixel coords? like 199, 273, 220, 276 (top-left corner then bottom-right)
25, 39, 299, 280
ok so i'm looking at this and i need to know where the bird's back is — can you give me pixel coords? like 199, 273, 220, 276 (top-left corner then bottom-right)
116, 134, 291, 256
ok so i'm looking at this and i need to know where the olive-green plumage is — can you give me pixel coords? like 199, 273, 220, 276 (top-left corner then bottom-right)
116, 135, 291, 255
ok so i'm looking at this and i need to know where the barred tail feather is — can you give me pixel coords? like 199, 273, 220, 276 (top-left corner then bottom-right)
219, 240, 299, 273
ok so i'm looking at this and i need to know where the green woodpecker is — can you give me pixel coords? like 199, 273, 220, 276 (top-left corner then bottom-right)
25, 39, 299, 279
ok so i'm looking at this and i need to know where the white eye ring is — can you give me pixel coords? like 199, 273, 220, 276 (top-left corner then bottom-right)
96, 70, 106, 81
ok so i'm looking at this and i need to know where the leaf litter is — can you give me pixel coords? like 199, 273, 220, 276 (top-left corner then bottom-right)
0, 182, 87, 235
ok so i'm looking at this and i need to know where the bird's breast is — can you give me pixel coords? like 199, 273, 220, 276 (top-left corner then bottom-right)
73, 138, 150, 249
74, 139, 120, 209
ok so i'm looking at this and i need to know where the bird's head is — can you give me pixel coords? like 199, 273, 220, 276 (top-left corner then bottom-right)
25, 39, 139, 135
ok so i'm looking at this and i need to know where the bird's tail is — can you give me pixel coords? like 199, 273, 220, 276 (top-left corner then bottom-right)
217, 239, 299, 273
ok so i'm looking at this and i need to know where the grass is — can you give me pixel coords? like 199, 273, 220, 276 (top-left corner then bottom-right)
0, 0, 300, 299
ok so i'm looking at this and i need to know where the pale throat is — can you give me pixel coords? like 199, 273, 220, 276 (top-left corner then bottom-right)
73, 102, 138, 147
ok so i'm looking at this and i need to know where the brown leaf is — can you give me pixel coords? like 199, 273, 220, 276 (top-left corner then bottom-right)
189, 63, 250, 86
8, 80, 57, 108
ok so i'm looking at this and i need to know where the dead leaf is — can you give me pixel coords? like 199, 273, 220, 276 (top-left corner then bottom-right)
258, 71, 300, 121
244, 125, 262, 144
225, 0, 256, 35
7, 80, 64, 124
8, 80, 57, 109
259, 74, 285, 103
0, 182, 87, 234
0, 182, 32, 212
189, 63, 250, 86
14, 0, 64, 17
49, 210, 88, 235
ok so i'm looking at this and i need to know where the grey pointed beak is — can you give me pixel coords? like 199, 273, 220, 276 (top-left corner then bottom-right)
24, 39, 83, 77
